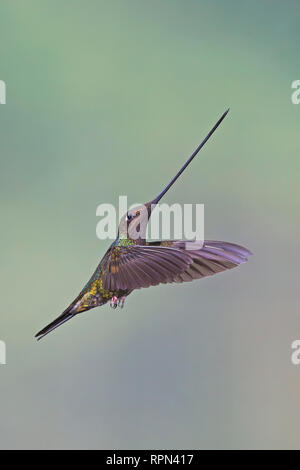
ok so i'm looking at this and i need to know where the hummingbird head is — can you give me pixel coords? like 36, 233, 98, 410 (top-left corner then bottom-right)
117, 204, 150, 243
117, 109, 230, 244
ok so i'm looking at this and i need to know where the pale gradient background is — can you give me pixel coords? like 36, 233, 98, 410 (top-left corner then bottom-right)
1, 1, 300, 449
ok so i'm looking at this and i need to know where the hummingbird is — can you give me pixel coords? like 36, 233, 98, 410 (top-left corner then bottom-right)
35, 109, 251, 340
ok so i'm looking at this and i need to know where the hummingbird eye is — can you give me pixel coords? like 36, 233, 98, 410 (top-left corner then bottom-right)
126, 213, 134, 221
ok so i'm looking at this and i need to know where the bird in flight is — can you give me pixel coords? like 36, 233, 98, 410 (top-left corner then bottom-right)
36, 109, 251, 340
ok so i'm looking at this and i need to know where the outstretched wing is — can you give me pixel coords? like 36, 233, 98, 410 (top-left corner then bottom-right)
151, 240, 252, 283
101, 240, 251, 291
101, 245, 193, 291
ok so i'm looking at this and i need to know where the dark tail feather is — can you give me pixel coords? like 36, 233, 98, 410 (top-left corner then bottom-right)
35, 310, 75, 341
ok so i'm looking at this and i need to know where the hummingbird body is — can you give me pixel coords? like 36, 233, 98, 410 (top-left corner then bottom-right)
36, 110, 252, 340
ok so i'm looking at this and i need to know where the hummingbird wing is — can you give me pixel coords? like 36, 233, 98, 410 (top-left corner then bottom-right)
148, 240, 252, 282
101, 245, 193, 291
101, 240, 251, 291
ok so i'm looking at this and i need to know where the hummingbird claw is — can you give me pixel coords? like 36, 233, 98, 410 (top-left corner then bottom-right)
110, 296, 118, 309
118, 296, 126, 308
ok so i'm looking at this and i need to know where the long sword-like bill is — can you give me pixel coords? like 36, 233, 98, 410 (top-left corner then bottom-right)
151, 108, 230, 206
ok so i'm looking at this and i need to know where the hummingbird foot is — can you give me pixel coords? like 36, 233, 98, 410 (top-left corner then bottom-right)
118, 296, 126, 308
110, 296, 118, 309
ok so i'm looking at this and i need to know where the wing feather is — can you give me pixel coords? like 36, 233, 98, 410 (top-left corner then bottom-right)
102, 245, 193, 290
102, 240, 251, 291
170, 240, 252, 282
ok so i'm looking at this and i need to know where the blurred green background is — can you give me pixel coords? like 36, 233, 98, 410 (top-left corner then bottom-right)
1, 0, 300, 449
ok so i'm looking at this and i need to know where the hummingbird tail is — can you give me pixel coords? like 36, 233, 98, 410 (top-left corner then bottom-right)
35, 310, 75, 341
